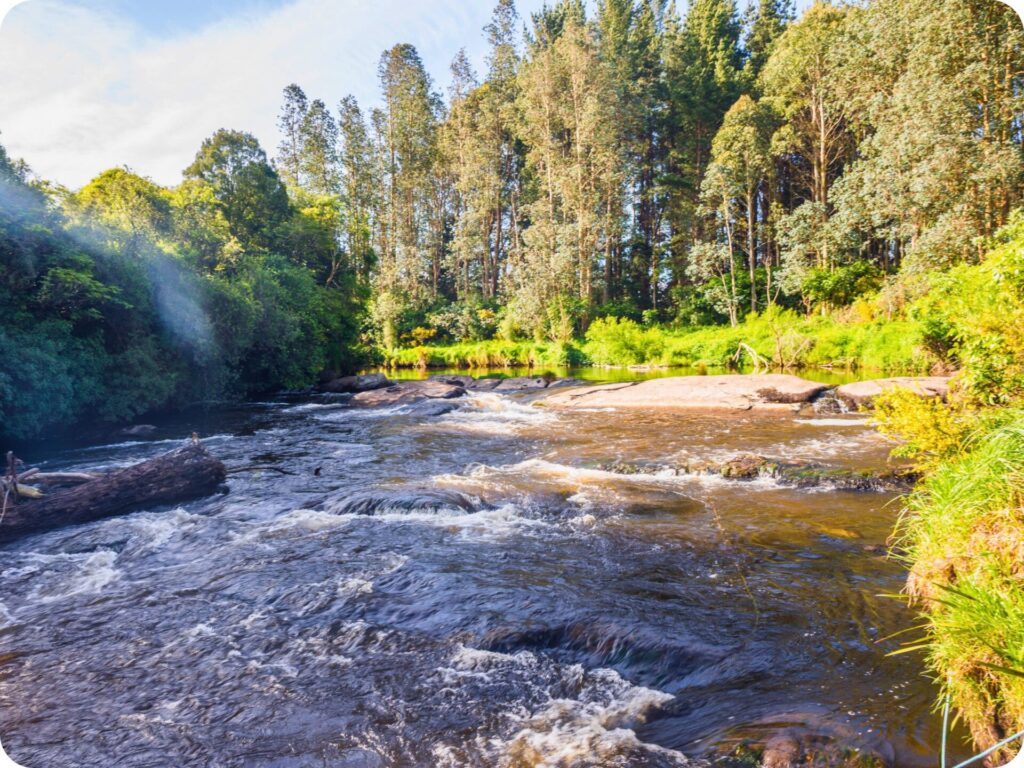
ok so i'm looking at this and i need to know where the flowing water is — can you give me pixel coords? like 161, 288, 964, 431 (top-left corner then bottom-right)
0, 372, 958, 767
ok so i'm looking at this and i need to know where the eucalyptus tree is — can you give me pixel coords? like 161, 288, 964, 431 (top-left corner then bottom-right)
514, 2, 621, 335
298, 99, 340, 196
337, 95, 377, 281
760, 2, 851, 272
700, 94, 777, 311
662, 0, 745, 298
277, 84, 309, 189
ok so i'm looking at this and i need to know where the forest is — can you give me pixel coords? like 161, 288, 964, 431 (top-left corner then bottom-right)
1, 0, 1022, 442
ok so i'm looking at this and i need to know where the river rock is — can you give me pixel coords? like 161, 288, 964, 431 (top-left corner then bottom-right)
321, 373, 392, 394
495, 376, 550, 391
428, 374, 477, 388
539, 374, 828, 412
835, 376, 950, 409
350, 380, 466, 408
466, 378, 502, 390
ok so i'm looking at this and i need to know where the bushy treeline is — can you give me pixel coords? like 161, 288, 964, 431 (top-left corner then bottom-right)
0, 132, 364, 441
277, 0, 1024, 349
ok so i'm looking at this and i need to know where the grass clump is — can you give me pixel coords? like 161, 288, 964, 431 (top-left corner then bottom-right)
893, 415, 1024, 759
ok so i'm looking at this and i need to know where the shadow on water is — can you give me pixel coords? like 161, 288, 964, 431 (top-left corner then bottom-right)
0, 372, 966, 767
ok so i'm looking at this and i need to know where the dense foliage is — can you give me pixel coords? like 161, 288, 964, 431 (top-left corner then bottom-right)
0, 133, 363, 442
271, 0, 1023, 349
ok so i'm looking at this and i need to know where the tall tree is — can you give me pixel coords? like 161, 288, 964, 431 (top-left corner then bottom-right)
337, 95, 378, 281
742, 0, 793, 83
277, 84, 309, 189
663, 0, 745, 303
372, 43, 442, 345
298, 99, 340, 196
761, 2, 851, 271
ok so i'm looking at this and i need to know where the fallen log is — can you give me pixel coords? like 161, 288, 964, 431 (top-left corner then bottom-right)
0, 443, 226, 542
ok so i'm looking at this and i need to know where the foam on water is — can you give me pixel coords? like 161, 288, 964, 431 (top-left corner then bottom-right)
19, 549, 123, 603
435, 645, 686, 767
499, 670, 684, 768
355, 502, 550, 540
78, 434, 234, 453
426, 392, 558, 436
796, 418, 871, 427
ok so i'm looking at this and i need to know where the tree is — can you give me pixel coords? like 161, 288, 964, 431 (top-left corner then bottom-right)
184, 129, 292, 252
298, 98, 340, 196
277, 84, 309, 189
761, 2, 851, 271
72, 168, 171, 252
337, 95, 378, 281
663, 0, 745, 300
372, 43, 442, 345
831, 0, 1024, 269
513, 4, 622, 335
742, 0, 793, 83
701, 94, 777, 311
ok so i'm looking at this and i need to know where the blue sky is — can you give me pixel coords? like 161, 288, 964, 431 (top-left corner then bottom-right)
0, 0, 814, 188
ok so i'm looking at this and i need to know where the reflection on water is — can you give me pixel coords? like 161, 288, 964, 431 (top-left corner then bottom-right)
0, 379, 959, 767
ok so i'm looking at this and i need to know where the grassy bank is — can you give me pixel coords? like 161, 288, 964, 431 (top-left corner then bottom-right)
874, 214, 1024, 758
379, 311, 931, 373
893, 413, 1024, 760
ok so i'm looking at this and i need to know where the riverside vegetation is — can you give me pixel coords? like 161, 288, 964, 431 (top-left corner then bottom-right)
3, 0, 1022, 442
2, 0, 1024, 761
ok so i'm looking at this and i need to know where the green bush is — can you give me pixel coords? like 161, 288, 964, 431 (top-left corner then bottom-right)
583, 317, 666, 366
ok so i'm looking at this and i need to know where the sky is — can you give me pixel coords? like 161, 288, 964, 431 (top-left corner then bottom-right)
0, 0, 852, 189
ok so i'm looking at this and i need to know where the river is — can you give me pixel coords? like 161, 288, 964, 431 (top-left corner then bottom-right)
0, 369, 957, 767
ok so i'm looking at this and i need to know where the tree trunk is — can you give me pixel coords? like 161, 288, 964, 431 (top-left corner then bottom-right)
0, 443, 226, 542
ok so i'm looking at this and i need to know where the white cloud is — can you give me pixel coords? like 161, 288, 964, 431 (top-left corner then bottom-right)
0, 0, 544, 188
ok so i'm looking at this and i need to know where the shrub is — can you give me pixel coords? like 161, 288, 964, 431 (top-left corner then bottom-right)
583, 317, 666, 366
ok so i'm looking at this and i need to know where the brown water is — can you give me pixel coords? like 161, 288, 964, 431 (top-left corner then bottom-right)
0, 376, 958, 767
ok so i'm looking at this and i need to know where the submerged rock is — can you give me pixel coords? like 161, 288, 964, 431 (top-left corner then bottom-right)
494, 376, 550, 391
835, 376, 950, 409
428, 374, 477, 388
596, 453, 918, 493
539, 374, 828, 412
351, 380, 466, 407
320, 487, 485, 516
466, 378, 502, 391
321, 372, 393, 394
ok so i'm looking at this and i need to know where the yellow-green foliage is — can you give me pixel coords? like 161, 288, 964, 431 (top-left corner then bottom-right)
914, 211, 1024, 405
381, 340, 582, 369
384, 310, 931, 372
884, 215, 1024, 756
873, 388, 975, 471
582, 309, 929, 372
